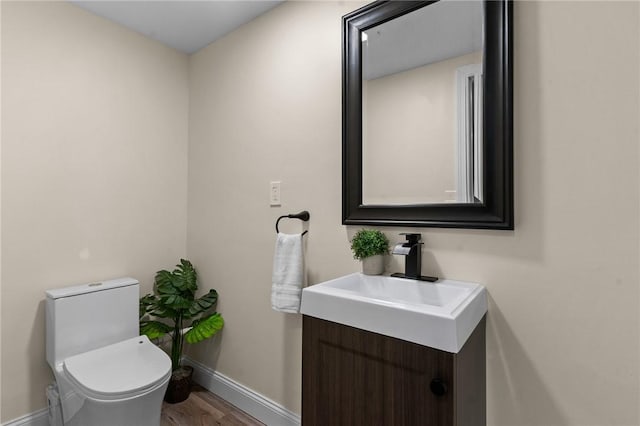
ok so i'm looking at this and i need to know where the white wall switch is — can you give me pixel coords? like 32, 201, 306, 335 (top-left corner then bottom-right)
270, 181, 281, 206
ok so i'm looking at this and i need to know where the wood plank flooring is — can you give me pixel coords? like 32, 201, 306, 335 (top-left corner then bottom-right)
161, 384, 265, 426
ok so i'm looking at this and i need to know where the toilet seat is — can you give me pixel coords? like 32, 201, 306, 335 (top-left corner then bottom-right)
63, 335, 171, 401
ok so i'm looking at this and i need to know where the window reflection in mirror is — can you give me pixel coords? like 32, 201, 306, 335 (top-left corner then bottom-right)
361, 0, 484, 205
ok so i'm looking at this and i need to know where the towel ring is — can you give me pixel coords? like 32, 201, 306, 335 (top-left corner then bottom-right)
275, 211, 310, 235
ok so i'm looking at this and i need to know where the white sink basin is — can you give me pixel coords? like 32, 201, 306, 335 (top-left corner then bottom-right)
300, 273, 486, 353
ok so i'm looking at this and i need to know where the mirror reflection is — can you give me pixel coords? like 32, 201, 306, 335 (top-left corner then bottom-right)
361, 0, 484, 205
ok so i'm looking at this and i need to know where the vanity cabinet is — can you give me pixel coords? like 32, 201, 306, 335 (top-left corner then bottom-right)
302, 316, 486, 426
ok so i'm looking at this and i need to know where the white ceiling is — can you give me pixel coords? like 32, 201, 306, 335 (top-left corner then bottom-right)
70, 1, 284, 54
70, 0, 482, 76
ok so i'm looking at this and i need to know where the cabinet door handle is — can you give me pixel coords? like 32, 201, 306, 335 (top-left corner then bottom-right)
430, 378, 447, 396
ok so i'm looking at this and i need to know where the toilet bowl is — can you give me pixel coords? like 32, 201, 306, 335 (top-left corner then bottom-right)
46, 278, 172, 425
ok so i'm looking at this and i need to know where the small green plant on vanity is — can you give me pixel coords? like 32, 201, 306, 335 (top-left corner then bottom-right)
139, 259, 224, 403
351, 229, 389, 275
350, 229, 389, 260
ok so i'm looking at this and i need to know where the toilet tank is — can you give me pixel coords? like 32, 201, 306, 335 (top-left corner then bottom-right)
46, 278, 140, 366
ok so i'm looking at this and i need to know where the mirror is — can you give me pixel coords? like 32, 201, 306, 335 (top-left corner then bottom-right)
343, 0, 513, 229
362, 1, 483, 205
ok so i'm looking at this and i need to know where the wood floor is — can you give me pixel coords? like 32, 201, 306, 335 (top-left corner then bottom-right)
161, 384, 265, 426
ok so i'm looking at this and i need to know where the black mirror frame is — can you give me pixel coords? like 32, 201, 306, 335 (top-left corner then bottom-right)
342, 0, 513, 230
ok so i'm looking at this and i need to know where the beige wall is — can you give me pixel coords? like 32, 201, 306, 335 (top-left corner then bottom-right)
187, 1, 362, 412
1, 1, 639, 425
1, 2, 189, 421
363, 51, 481, 204
188, 1, 639, 425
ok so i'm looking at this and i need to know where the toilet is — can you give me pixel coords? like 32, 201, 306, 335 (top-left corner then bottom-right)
45, 277, 172, 426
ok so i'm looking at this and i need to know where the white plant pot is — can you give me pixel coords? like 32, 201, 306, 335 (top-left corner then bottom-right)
361, 254, 384, 275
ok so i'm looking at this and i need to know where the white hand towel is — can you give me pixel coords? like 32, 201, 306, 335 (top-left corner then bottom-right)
271, 232, 304, 313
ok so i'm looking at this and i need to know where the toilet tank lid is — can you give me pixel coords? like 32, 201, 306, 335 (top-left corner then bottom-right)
46, 277, 139, 299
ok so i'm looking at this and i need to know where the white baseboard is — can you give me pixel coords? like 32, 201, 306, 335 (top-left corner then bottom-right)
3, 360, 301, 426
183, 357, 301, 426
2, 408, 49, 426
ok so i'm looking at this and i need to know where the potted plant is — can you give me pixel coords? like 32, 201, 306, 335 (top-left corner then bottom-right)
139, 259, 224, 403
350, 229, 389, 275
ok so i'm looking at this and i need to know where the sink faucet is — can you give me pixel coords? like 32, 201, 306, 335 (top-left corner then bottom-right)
391, 233, 438, 282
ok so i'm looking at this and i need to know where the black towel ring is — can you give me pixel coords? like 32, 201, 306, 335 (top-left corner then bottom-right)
275, 211, 310, 236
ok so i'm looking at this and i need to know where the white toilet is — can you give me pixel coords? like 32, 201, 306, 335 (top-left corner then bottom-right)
45, 277, 172, 426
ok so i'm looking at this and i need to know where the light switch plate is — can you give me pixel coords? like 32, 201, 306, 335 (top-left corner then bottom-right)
270, 181, 281, 206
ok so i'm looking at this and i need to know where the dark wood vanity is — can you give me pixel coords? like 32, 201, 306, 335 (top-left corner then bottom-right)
302, 316, 486, 426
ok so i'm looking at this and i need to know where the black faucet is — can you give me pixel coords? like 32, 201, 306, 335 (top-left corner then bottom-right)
391, 233, 438, 282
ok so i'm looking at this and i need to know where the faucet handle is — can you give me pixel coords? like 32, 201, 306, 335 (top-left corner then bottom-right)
399, 233, 421, 244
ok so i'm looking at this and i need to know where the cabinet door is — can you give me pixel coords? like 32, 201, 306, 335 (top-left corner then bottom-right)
302, 316, 454, 426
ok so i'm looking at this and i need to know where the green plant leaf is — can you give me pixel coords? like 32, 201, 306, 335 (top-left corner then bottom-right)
184, 312, 224, 344
157, 259, 197, 294
139, 294, 157, 319
176, 259, 197, 293
148, 305, 178, 319
185, 289, 218, 319
154, 270, 175, 289
140, 320, 172, 339
350, 229, 389, 260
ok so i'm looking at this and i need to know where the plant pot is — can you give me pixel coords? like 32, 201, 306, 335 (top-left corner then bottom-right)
164, 365, 194, 404
362, 254, 384, 275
